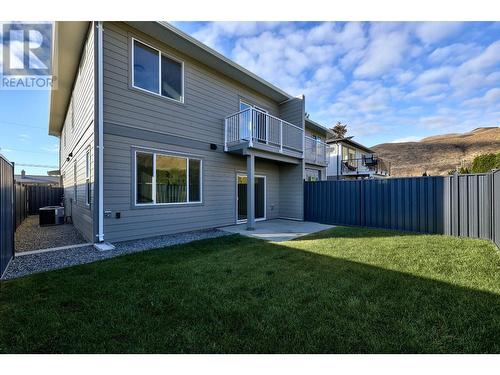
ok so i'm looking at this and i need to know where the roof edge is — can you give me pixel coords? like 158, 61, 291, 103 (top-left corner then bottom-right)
48, 21, 90, 137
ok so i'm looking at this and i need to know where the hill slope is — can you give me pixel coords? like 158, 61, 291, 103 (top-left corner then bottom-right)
372, 127, 500, 177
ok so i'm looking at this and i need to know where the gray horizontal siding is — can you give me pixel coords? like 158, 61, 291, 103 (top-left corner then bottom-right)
102, 127, 281, 242
279, 96, 305, 129
277, 97, 305, 219
60, 26, 95, 242
279, 163, 304, 219
100, 22, 306, 241
102, 22, 281, 147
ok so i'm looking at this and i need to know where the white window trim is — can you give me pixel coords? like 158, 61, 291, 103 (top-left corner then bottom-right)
85, 148, 91, 206
73, 160, 77, 203
131, 37, 185, 104
134, 149, 202, 206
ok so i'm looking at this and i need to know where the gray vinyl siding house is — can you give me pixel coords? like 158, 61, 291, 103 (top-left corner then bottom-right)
304, 118, 331, 181
56, 25, 95, 242
49, 21, 325, 244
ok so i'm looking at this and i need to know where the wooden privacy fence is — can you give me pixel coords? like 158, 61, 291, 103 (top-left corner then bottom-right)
304, 171, 500, 248
0, 155, 14, 276
26, 185, 64, 215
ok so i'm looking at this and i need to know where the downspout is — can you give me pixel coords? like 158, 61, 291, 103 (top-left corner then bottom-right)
96, 21, 104, 242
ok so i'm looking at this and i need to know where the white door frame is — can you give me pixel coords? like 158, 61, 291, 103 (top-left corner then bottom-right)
236, 173, 267, 224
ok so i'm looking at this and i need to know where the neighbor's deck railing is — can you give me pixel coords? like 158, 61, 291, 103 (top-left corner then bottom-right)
305, 136, 329, 165
224, 107, 304, 155
341, 156, 390, 176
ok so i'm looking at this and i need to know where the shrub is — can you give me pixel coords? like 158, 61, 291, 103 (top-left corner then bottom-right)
470, 152, 500, 173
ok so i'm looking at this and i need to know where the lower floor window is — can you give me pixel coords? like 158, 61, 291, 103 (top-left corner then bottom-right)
136, 151, 202, 205
305, 168, 321, 182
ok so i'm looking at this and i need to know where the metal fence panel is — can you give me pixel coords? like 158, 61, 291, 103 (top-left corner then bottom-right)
493, 170, 500, 249
305, 172, 499, 249
15, 183, 28, 229
27, 185, 64, 215
0, 155, 14, 276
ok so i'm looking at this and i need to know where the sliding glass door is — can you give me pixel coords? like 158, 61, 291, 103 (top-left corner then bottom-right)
237, 174, 266, 223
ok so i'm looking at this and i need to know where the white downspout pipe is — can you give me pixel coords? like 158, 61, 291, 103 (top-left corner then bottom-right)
97, 21, 104, 242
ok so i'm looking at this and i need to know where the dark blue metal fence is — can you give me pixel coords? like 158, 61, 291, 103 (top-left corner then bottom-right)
15, 183, 28, 229
0, 155, 14, 277
305, 171, 500, 247
26, 185, 64, 215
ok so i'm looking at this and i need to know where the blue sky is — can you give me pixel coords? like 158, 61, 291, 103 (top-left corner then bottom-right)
1, 21, 499, 175
174, 21, 500, 142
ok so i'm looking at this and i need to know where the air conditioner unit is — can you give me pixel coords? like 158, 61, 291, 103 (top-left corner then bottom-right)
39, 206, 65, 226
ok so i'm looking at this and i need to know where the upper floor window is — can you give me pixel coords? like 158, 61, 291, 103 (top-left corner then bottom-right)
132, 39, 184, 103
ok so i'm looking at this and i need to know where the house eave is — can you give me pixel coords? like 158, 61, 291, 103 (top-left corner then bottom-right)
326, 137, 375, 154
126, 21, 293, 103
48, 21, 90, 137
305, 118, 332, 136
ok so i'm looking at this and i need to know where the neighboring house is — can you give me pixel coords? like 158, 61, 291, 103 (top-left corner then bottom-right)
304, 118, 331, 181
326, 137, 390, 180
14, 170, 60, 186
48, 21, 324, 244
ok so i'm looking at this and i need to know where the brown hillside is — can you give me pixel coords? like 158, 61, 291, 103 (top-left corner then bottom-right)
372, 127, 500, 177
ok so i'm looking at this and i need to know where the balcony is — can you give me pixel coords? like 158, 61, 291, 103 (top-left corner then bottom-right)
341, 156, 390, 177
224, 107, 304, 158
305, 136, 329, 166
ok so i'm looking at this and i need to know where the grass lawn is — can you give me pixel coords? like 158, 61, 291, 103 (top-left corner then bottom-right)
1, 227, 499, 353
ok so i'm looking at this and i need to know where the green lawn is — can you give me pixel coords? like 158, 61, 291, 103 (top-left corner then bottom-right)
1, 227, 500, 353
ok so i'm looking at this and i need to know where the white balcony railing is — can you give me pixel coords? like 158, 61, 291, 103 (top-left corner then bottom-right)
305, 136, 329, 165
224, 107, 304, 155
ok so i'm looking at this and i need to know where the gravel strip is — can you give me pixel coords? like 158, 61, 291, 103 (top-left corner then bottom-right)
15, 215, 87, 252
2, 229, 232, 280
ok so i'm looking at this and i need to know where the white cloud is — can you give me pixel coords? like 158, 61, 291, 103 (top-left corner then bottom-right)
448, 40, 500, 96
191, 22, 280, 52
41, 144, 59, 153
414, 66, 454, 85
428, 43, 481, 64
390, 136, 421, 143
414, 22, 463, 44
463, 88, 500, 107
353, 31, 408, 78
458, 40, 500, 73
406, 83, 449, 99
396, 70, 415, 84
178, 21, 499, 145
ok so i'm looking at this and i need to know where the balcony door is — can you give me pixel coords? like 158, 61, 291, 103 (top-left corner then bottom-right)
240, 100, 268, 144
236, 174, 266, 223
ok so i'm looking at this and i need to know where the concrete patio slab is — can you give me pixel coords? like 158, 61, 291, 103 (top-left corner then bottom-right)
218, 219, 334, 242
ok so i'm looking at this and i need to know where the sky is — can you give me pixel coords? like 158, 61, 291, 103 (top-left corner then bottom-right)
174, 21, 500, 143
0, 21, 499, 175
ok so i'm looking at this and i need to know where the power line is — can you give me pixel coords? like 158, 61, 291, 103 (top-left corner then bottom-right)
15, 163, 58, 168
0, 146, 58, 155
0, 121, 46, 130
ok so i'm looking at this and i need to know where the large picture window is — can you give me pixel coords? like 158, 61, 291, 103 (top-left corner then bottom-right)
135, 151, 202, 205
132, 39, 184, 102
